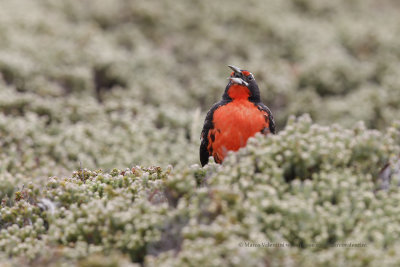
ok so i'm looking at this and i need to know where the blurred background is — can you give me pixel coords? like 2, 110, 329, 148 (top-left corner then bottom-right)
1, 0, 400, 178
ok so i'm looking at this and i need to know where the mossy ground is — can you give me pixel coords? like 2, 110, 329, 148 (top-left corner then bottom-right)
1, 0, 400, 266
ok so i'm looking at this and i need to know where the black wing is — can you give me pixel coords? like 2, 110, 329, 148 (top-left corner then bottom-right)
256, 103, 276, 134
200, 100, 230, 166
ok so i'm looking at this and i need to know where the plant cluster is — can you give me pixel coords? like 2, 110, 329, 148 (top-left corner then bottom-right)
1, 117, 400, 266
1, 0, 400, 265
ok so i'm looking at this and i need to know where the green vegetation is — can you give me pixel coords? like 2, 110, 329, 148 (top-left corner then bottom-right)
1, 117, 400, 266
1, 0, 400, 266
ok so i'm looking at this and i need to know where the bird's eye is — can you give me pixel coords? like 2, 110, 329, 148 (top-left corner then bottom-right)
248, 74, 254, 80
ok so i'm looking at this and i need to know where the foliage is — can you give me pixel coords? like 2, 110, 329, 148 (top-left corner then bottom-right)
1, 117, 400, 266
1, 0, 400, 265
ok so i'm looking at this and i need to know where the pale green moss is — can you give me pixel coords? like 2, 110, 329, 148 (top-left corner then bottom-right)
1, 0, 400, 265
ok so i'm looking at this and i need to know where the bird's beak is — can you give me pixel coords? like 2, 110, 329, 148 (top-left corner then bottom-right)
227, 65, 248, 86
228, 65, 242, 75
228, 77, 248, 86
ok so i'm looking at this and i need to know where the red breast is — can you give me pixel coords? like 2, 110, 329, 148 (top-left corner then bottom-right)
207, 85, 269, 163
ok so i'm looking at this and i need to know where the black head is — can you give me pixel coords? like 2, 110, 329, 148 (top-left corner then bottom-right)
222, 65, 261, 102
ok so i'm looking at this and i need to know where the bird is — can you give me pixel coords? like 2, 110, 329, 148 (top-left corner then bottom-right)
200, 65, 275, 166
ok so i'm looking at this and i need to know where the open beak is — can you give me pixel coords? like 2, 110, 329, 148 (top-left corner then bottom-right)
229, 77, 248, 86
228, 65, 242, 74
228, 65, 248, 86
